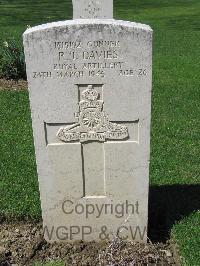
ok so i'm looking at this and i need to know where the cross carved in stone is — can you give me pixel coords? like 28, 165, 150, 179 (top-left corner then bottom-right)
55, 85, 138, 198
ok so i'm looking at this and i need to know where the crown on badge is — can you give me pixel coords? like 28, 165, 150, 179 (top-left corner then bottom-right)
82, 85, 99, 101
79, 85, 103, 111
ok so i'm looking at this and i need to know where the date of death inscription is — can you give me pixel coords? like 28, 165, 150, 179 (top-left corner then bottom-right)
32, 40, 148, 79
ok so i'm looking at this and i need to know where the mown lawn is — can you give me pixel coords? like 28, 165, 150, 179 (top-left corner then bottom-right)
0, 0, 200, 265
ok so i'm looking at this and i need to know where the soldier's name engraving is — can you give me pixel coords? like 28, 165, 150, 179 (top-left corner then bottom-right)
58, 50, 119, 61
32, 39, 148, 79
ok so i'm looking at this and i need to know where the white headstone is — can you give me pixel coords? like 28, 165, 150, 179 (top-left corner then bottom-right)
23, 0, 152, 243
72, 0, 113, 19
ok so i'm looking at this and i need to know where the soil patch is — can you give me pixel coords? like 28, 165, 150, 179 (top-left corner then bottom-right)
0, 79, 27, 91
0, 222, 180, 266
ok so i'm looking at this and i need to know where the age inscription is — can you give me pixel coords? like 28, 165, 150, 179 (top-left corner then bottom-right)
32, 40, 148, 79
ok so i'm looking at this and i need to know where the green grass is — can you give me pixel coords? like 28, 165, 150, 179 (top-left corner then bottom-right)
172, 212, 200, 265
0, 0, 200, 265
0, 91, 40, 218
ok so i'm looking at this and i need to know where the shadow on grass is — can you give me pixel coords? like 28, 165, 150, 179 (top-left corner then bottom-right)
148, 184, 200, 242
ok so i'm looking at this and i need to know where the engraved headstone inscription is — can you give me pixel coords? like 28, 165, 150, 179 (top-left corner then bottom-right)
23, 0, 152, 242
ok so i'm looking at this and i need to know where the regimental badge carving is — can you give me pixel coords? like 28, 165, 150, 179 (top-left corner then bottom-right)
57, 85, 129, 143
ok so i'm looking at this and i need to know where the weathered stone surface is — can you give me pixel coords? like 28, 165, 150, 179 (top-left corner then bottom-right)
72, 0, 113, 19
23, 19, 152, 242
